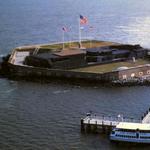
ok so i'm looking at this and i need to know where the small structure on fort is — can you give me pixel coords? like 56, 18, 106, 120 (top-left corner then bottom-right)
24, 49, 86, 69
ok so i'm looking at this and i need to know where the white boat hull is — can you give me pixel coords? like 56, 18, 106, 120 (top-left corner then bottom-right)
110, 135, 150, 144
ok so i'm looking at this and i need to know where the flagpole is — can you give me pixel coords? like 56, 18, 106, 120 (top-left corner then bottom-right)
78, 18, 82, 48
69, 34, 71, 48
62, 30, 64, 50
89, 26, 93, 48
90, 38, 92, 48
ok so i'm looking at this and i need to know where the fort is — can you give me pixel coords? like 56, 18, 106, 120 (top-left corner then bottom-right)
1, 40, 150, 85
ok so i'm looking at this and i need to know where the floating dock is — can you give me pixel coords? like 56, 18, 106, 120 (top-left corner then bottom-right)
81, 108, 150, 134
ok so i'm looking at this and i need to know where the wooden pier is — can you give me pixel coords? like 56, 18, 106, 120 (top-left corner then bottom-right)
81, 108, 150, 134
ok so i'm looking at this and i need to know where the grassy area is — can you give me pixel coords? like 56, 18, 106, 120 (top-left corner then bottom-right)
14, 40, 119, 53
72, 59, 150, 73
40, 40, 118, 50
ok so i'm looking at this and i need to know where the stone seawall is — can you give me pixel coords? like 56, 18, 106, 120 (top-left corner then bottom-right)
6, 63, 150, 86
8, 63, 119, 83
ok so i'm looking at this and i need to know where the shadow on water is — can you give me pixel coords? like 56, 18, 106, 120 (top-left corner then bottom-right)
111, 142, 150, 150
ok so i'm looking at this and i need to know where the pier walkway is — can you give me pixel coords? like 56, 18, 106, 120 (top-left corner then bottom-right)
82, 114, 140, 127
81, 109, 150, 133
83, 115, 140, 125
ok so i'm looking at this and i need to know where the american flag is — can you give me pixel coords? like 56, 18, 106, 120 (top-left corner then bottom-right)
80, 15, 88, 25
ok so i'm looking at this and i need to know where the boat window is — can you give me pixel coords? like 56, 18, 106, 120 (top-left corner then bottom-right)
140, 130, 150, 133
116, 134, 136, 138
140, 136, 150, 139
116, 129, 136, 132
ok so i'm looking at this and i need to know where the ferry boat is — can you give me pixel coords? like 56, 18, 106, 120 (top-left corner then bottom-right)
110, 122, 150, 143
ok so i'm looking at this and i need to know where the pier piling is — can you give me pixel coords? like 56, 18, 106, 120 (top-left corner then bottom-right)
81, 118, 85, 133
93, 121, 98, 133
86, 120, 91, 133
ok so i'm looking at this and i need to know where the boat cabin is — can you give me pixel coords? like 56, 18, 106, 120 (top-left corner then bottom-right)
110, 122, 150, 143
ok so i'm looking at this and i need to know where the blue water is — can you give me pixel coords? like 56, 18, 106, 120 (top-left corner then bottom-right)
0, 0, 150, 149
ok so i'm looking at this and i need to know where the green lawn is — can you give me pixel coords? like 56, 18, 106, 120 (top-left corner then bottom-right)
72, 59, 150, 73
15, 40, 118, 53
40, 40, 118, 50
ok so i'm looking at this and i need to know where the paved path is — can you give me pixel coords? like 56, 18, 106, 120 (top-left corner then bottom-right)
12, 51, 29, 65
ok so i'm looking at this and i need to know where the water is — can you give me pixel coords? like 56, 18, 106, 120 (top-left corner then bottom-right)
0, 0, 150, 149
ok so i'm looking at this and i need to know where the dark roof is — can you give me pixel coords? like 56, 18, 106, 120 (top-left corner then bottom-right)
112, 50, 130, 55
85, 47, 111, 53
133, 48, 147, 52
33, 53, 60, 59
109, 44, 142, 50
54, 49, 86, 57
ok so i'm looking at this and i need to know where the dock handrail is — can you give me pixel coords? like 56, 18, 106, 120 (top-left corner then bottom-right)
84, 114, 141, 124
